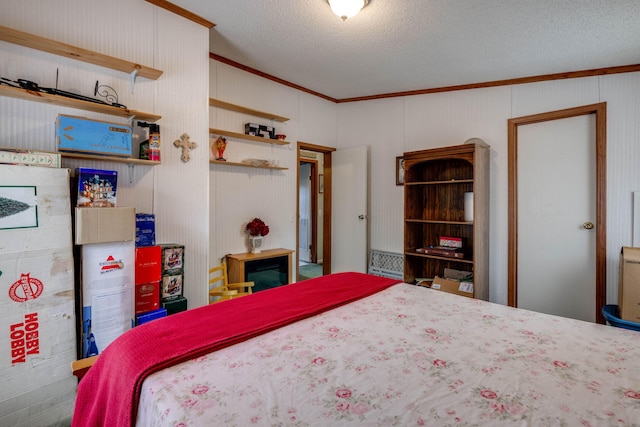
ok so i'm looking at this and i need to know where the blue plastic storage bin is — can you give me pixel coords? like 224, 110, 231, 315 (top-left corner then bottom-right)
602, 305, 640, 332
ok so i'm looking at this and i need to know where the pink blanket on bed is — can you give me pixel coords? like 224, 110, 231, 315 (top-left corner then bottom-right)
72, 272, 399, 427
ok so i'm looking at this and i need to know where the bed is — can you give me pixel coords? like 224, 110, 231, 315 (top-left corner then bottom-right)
72, 272, 640, 426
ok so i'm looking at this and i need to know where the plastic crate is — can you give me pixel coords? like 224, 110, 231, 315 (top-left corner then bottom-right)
602, 305, 640, 332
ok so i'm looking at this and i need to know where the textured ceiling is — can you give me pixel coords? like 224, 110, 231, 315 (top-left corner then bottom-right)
171, 0, 640, 100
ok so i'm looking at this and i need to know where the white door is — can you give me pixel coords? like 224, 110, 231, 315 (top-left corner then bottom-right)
517, 114, 596, 322
298, 163, 311, 262
331, 146, 368, 273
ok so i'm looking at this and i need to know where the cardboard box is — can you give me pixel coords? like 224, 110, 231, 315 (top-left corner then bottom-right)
135, 308, 167, 326
162, 296, 187, 315
81, 241, 135, 357
0, 165, 77, 425
0, 148, 61, 167
135, 246, 161, 284
160, 244, 184, 273
161, 273, 184, 301
134, 281, 160, 314
430, 276, 474, 298
619, 247, 640, 322
136, 213, 156, 247
57, 114, 132, 157
75, 207, 135, 245
76, 167, 118, 207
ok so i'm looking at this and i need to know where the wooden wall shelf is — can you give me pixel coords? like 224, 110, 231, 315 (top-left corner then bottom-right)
0, 25, 163, 80
209, 128, 289, 145
209, 159, 287, 170
0, 85, 161, 122
406, 252, 474, 265
405, 179, 474, 186
209, 98, 289, 122
61, 152, 160, 166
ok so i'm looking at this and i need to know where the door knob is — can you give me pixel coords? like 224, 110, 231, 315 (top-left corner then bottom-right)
583, 222, 594, 230
358, 215, 366, 220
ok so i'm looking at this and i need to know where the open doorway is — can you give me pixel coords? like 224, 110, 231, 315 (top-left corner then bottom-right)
299, 160, 318, 264
297, 141, 335, 281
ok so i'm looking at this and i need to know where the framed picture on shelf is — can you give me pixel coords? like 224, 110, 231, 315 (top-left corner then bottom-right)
396, 156, 405, 186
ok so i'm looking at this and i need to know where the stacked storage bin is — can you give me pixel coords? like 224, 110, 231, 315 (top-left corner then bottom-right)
134, 214, 166, 325
160, 244, 187, 314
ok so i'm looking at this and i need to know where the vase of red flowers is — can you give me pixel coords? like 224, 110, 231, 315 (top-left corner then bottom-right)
246, 218, 269, 254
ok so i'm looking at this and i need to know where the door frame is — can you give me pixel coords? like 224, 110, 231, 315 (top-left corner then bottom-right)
508, 102, 607, 323
297, 141, 336, 279
299, 159, 319, 263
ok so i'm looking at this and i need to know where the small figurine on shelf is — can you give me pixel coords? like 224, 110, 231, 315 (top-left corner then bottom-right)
214, 136, 227, 161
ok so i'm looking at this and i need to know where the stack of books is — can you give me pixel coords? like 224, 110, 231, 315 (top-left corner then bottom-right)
416, 235, 464, 259
416, 246, 464, 259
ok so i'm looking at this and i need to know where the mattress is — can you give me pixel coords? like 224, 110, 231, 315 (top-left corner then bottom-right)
134, 282, 640, 426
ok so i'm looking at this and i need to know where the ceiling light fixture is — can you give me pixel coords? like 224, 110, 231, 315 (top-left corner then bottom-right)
327, 0, 369, 21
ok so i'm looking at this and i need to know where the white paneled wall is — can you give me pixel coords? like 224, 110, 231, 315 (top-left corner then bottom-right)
212, 63, 640, 306
600, 73, 640, 303
1, 2, 208, 424
209, 61, 338, 276
1, 2, 639, 422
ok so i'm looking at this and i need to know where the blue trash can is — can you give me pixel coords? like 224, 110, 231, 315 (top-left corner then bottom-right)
602, 305, 640, 332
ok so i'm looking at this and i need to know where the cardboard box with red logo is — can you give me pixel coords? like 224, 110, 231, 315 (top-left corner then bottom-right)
135, 246, 161, 285
135, 282, 160, 314
0, 165, 77, 424
81, 241, 135, 357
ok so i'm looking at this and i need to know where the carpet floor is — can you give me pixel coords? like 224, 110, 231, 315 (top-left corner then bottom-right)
298, 263, 323, 281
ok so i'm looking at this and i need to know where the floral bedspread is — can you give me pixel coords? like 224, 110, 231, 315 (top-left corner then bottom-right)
136, 283, 640, 426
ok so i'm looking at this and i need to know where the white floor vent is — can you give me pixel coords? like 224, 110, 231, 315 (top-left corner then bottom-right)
368, 250, 404, 281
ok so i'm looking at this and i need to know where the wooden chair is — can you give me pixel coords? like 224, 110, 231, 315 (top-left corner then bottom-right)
208, 260, 255, 304
71, 355, 99, 381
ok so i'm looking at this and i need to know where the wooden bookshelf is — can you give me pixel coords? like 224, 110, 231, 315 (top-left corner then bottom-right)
403, 142, 490, 301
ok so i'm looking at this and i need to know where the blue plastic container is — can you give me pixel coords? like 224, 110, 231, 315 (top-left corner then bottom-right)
602, 305, 640, 332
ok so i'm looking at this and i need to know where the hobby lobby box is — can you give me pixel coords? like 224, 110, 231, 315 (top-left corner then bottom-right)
0, 165, 77, 426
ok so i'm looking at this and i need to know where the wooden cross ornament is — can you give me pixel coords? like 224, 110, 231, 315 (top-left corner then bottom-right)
173, 133, 198, 162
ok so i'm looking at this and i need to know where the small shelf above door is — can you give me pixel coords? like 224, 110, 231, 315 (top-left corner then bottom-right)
209, 159, 287, 170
